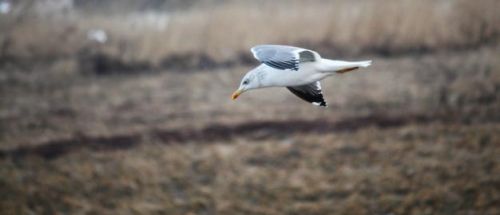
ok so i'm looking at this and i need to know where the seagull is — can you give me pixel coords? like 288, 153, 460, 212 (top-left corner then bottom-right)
231, 45, 372, 107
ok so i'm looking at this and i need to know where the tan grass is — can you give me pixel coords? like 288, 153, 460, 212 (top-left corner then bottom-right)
2, 0, 499, 65
111, 0, 500, 61
1, 2, 500, 214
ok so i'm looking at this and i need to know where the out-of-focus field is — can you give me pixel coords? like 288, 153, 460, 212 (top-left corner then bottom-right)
1, 0, 500, 214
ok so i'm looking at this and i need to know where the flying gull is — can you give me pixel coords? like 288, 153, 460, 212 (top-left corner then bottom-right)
231, 45, 372, 107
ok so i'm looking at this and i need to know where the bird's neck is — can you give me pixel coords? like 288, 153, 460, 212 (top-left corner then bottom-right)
257, 67, 291, 88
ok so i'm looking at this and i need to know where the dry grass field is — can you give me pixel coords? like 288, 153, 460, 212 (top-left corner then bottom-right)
1, 0, 500, 214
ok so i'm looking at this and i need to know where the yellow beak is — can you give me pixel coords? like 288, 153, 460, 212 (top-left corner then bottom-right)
231, 89, 243, 100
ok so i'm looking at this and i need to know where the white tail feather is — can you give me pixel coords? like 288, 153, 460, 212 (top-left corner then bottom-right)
357, 60, 372, 67
318, 59, 372, 73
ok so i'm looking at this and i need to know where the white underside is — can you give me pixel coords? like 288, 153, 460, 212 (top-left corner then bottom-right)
260, 58, 372, 87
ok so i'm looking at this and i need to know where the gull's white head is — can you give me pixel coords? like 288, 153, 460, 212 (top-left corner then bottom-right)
231, 68, 266, 100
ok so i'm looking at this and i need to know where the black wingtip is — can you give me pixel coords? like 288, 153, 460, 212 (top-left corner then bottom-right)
312, 101, 327, 107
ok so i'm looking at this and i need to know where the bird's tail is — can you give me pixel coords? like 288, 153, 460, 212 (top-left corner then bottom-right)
355, 60, 372, 68
318, 59, 372, 73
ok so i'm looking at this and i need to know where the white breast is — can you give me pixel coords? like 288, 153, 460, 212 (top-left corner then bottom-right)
261, 62, 328, 87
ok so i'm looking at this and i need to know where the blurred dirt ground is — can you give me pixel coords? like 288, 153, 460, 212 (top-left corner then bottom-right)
1, 46, 499, 214
1, 0, 500, 214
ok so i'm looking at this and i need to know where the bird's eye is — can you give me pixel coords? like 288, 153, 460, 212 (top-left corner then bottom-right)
243, 80, 249, 85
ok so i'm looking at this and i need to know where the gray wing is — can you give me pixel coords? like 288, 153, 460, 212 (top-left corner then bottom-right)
251, 45, 318, 71
287, 81, 327, 107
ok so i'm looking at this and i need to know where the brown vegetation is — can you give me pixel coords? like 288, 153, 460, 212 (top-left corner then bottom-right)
1, 0, 499, 72
1, 0, 500, 214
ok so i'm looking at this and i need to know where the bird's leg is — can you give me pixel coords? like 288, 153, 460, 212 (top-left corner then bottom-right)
336, 67, 359, 74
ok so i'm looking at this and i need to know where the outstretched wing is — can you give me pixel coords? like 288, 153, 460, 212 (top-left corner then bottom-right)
251, 45, 318, 71
287, 81, 327, 107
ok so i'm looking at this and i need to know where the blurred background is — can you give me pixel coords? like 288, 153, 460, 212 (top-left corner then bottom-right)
1, 0, 499, 214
